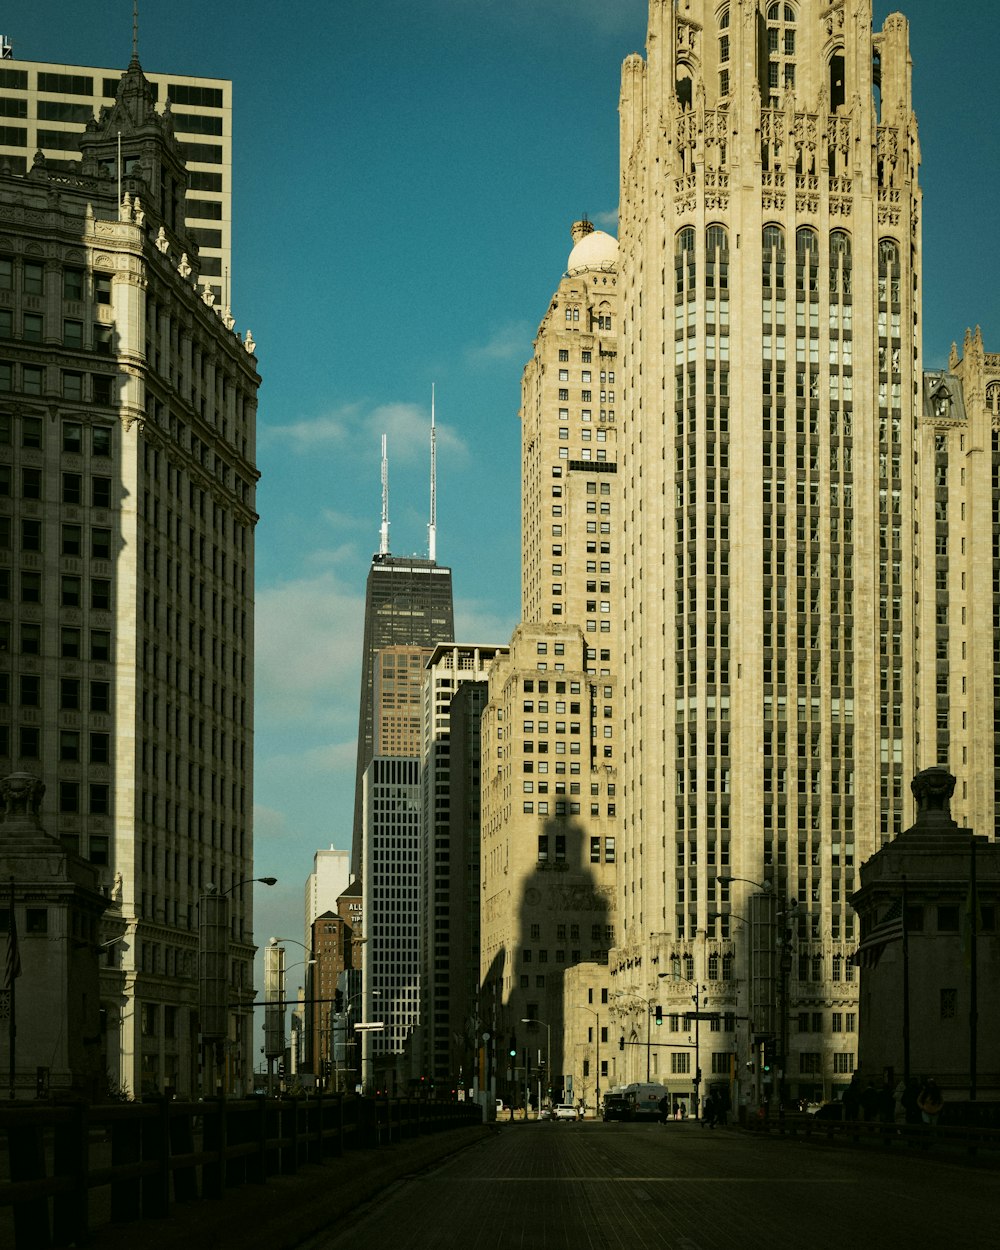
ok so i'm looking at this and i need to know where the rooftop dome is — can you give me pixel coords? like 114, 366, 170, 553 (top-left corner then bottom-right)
567, 228, 618, 274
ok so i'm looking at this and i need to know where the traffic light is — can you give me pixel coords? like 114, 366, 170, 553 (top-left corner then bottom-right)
509, 1035, 517, 1058
655, 1005, 663, 1027
278, 1059, 286, 1078
334, 989, 344, 1012
619, 1036, 625, 1052
762, 1038, 776, 1071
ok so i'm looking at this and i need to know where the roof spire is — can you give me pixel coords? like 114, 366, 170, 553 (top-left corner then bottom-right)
379, 434, 390, 557
130, 1, 140, 67
428, 385, 437, 563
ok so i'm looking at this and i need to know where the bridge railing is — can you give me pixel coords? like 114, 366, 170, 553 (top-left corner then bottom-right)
0, 1092, 480, 1249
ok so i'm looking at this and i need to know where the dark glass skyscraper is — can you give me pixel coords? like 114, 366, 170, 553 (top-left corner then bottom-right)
351, 554, 454, 874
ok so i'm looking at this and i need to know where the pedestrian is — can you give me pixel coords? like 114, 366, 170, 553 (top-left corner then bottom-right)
703, 1091, 716, 1129
893, 1079, 907, 1125
658, 1093, 670, 1125
675, 1101, 685, 1121
878, 1080, 895, 1124
860, 1081, 880, 1121
842, 1072, 861, 1121
902, 1078, 922, 1124
917, 1079, 944, 1126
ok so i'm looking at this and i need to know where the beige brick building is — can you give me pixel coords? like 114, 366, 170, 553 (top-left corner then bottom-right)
480, 224, 620, 1108
0, 49, 232, 302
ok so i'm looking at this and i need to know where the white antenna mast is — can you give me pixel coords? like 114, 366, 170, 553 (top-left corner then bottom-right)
379, 434, 390, 556
428, 384, 437, 563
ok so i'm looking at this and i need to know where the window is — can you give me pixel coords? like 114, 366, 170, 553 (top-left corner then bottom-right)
62, 371, 83, 400
22, 416, 42, 447
60, 730, 80, 761
23, 263, 43, 296
60, 678, 80, 710
64, 269, 84, 301
91, 631, 111, 661
671, 1053, 690, 1074
22, 312, 42, 342
92, 477, 112, 508
62, 421, 82, 452
95, 274, 112, 305
22, 366, 42, 395
89, 784, 110, 815
91, 580, 111, 611
90, 732, 110, 764
92, 426, 112, 457
62, 473, 82, 504
18, 727, 39, 758
61, 524, 82, 555
21, 467, 41, 500
20, 623, 40, 654
61, 576, 81, 607
90, 681, 110, 713
19, 675, 40, 707
20, 519, 41, 551
20, 572, 40, 603
91, 528, 111, 560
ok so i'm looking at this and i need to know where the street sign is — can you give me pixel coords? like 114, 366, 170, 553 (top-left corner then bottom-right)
688, 1012, 721, 1021
353, 1022, 385, 1031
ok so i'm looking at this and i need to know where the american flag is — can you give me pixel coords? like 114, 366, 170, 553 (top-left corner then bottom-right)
4, 903, 20, 991
852, 897, 904, 968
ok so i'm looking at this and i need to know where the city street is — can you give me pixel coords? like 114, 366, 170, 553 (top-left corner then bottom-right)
299, 1120, 999, 1249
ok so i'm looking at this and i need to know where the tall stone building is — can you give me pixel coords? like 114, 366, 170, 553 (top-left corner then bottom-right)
0, 54, 258, 1097
480, 222, 620, 1106
0, 47, 232, 301
420, 642, 504, 1089
613, 0, 925, 1104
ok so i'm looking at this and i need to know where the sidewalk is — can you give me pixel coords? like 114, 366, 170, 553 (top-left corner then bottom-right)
95, 1125, 492, 1250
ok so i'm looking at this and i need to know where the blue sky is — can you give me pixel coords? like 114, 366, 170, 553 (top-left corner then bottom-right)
11, 2, 1000, 970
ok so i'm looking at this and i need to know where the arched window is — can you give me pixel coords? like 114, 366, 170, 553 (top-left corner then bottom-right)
669, 953, 682, 981
879, 239, 899, 266
722, 953, 734, 980
986, 382, 1000, 414
708, 952, 720, 980
676, 227, 696, 257
762, 223, 785, 253
720, 7, 729, 28
829, 230, 851, 257
795, 227, 818, 254
706, 224, 728, 253
766, 2, 796, 97
684, 953, 695, 980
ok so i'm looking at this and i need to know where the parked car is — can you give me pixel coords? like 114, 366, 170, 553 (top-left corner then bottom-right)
553, 1104, 579, 1121
601, 1093, 629, 1122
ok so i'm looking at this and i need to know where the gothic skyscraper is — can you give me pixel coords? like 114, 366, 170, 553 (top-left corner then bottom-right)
614, 0, 924, 1099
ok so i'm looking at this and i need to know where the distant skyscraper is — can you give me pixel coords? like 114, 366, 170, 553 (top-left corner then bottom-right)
0, 42, 232, 302
350, 432, 454, 875
480, 221, 621, 1103
419, 643, 505, 1086
0, 53, 258, 1098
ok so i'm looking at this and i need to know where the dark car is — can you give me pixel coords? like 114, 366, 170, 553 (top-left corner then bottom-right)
601, 1093, 629, 1122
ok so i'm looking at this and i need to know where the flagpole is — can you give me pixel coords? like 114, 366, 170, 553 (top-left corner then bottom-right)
901, 875, 909, 1086
8, 877, 14, 1100
970, 836, 978, 1103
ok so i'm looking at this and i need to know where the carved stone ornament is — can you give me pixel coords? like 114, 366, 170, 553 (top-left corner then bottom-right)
910, 767, 956, 823
244, 330, 255, 354
155, 225, 169, 254
0, 772, 45, 824
178, 252, 192, 279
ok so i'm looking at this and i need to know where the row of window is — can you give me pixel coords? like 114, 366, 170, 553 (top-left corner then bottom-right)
0, 363, 116, 402
1, 469, 114, 507
0, 520, 112, 558
0, 259, 111, 303
0, 673, 111, 709
0, 725, 109, 762
0, 312, 114, 351
0, 571, 112, 608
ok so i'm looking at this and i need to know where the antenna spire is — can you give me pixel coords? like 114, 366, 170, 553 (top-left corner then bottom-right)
428, 385, 437, 563
131, 1, 140, 65
379, 434, 390, 556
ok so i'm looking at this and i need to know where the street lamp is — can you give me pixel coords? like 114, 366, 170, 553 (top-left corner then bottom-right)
199, 876, 276, 1095
521, 1017, 551, 1117
613, 991, 658, 1083
572, 1005, 600, 1115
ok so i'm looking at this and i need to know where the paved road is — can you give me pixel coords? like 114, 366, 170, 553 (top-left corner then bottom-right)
299, 1120, 999, 1249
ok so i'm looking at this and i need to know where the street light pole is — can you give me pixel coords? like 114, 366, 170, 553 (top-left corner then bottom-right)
572, 1005, 600, 1115
521, 1017, 551, 1117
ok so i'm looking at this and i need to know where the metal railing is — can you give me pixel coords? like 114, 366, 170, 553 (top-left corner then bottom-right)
0, 1092, 480, 1249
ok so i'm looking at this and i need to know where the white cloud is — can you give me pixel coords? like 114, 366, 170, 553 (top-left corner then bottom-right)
262, 399, 468, 467
465, 321, 533, 366
255, 570, 364, 729
593, 208, 619, 232
261, 409, 354, 450
454, 598, 518, 648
